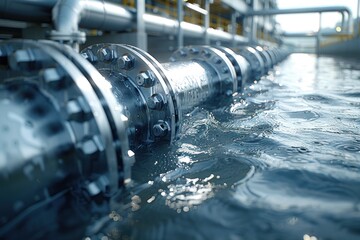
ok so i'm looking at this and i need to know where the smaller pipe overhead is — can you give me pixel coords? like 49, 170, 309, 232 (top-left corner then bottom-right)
144, 14, 248, 43
53, 0, 133, 32
0, 0, 57, 22
282, 32, 352, 38
244, 6, 352, 17
0, 0, 248, 45
244, 6, 353, 34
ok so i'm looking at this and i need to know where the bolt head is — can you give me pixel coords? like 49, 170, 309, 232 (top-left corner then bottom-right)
66, 97, 92, 122
81, 49, 97, 63
117, 54, 135, 70
190, 48, 199, 54
147, 93, 164, 110
222, 67, 229, 74
153, 121, 169, 137
136, 70, 155, 87
86, 182, 101, 196
8, 49, 34, 71
80, 139, 98, 157
201, 50, 211, 58
213, 57, 222, 64
78, 136, 104, 160
178, 50, 187, 57
98, 47, 115, 62
41, 68, 68, 90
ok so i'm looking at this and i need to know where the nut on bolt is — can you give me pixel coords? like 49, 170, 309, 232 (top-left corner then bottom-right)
8, 49, 46, 71
98, 47, 116, 62
222, 66, 229, 74
66, 97, 92, 122
136, 70, 156, 87
153, 121, 169, 137
213, 57, 222, 64
77, 136, 104, 160
147, 93, 164, 110
178, 49, 187, 57
41, 67, 67, 89
190, 48, 199, 54
81, 49, 97, 63
117, 54, 135, 70
201, 50, 211, 58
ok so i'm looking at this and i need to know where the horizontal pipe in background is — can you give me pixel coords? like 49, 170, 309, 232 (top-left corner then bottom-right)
0, 0, 248, 44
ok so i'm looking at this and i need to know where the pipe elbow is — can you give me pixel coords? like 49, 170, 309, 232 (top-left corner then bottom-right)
52, 0, 83, 33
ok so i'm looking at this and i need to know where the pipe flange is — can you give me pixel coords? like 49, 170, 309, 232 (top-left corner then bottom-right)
169, 46, 237, 96
214, 46, 251, 92
42, 40, 134, 187
253, 45, 272, 73
235, 46, 265, 81
82, 44, 178, 142
264, 47, 277, 68
0, 40, 124, 194
268, 47, 281, 64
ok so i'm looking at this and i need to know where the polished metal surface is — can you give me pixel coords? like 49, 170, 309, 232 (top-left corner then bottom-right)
0, 40, 289, 237
0, 40, 132, 235
234, 46, 265, 81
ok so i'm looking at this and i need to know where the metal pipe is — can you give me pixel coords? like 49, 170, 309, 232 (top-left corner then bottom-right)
282, 32, 352, 38
244, 6, 353, 34
244, 6, 352, 17
231, 11, 238, 47
0, 40, 289, 238
0, 0, 133, 31
0, 0, 248, 45
52, 0, 81, 33
50, 0, 134, 46
316, 13, 322, 54
357, 0, 360, 37
204, 0, 210, 45
143, 14, 248, 43
136, 0, 147, 51
0, 0, 56, 22
79, 0, 133, 30
177, 0, 184, 49
51, 0, 84, 49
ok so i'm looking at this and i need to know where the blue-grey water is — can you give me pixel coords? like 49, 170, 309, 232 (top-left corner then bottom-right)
88, 54, 360, 240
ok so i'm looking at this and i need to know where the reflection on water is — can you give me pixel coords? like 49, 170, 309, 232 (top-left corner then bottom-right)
90, 54, 360, 239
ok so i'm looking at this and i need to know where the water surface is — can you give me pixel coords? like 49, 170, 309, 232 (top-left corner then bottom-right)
92, 54, 360, 240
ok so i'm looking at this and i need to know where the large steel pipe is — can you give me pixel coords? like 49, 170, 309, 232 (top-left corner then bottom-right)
0, 40, 288, 237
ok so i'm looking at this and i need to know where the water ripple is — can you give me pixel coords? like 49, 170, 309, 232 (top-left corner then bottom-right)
87, 54, 360, 240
